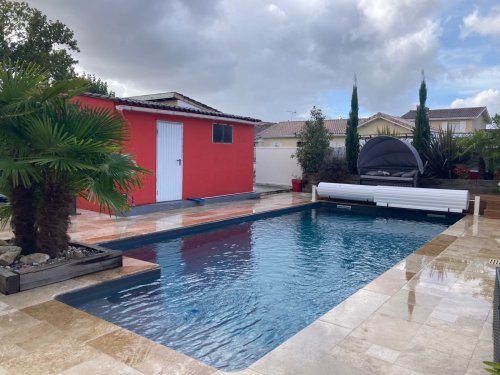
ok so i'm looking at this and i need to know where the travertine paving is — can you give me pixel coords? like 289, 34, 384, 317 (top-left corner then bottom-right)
0, 193, 498, 375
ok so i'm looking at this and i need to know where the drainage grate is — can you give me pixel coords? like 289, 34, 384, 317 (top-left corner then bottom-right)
490, 259, 500, 266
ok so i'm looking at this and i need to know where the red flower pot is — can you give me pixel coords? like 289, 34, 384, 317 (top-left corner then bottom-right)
291, 179, 302, 192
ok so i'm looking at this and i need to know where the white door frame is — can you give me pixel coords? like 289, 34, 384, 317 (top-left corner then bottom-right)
156, 121, 183, 202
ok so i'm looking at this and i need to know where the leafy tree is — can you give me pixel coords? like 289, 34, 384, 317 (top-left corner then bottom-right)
492, 113, 500, 125
345, 80, 360, 174
80, 73, 115, 96
294, 107, 331, 174
412, 75, 431, 155
0, 0, 79, 80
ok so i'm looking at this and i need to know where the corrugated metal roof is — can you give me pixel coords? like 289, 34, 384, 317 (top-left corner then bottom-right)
126, 91, 222, 113
79, 92, 261, 123
401, 107, 487, 120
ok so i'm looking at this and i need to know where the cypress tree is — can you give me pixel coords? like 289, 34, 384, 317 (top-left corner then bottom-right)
413, 73, 431, 154
345, 78, 360, 174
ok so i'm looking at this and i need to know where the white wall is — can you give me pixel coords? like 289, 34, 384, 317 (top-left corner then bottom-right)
255, 147, 302, 186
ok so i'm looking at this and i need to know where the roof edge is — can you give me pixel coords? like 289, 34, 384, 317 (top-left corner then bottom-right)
78, 92, 261, 123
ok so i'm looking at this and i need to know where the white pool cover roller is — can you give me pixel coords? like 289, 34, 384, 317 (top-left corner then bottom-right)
317, 183, 469, 213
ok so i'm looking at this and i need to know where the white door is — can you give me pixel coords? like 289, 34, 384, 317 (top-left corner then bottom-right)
156, 121, 183, 202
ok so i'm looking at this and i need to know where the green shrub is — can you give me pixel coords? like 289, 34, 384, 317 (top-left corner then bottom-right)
484, 361, 500, 374
294, 107, 331, 174
423, 127, 469, 179
318, 152, 349, 182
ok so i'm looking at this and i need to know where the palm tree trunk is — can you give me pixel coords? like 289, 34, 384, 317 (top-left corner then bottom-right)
8, 180, 37, 255
36, 179, 73, 257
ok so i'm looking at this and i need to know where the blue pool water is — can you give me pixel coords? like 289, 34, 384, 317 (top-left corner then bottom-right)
63, 206, 455, 370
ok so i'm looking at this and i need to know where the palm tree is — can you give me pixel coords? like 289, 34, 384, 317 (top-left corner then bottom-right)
0, 62, 147, 257
0, 62, 85, 253
26, 101, 146, 256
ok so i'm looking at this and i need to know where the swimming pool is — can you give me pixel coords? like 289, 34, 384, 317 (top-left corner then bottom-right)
59, 204, 459, 371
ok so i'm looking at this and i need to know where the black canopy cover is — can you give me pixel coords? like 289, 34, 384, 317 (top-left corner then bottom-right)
357, 136, 424, 174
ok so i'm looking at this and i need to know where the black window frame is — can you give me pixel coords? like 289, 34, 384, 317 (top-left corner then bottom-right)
212, 123, 233, 144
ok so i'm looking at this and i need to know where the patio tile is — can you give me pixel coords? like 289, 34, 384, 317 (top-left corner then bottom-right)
425, 311, 485, 338
409, 324, 477, 359
329, 336, 394, 375
319, 289, 389, 329
0, 342, 27, 363
363, 268, 416, 296
250, 320, 351, 375
388, 365, 426, 375
472, 338, 494, 361
0, 337, 99, 375
214, 369, 262, 375
59, 353, 143, 375
394, 253, 435, 273
88, 328, 216, 375
365, 343, 401, 363
350, 313, 421, 352
252, 351, 370, 375
3, 321, 67, 351
0, 310, 40, 339
388, 288, 443, 308
22, 300, 120, 343
465, 359, 492, 375
376, 298, 433, 324
395, 344, 470, 375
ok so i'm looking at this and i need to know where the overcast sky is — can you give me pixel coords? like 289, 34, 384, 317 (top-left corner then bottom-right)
27, 0, 500, 121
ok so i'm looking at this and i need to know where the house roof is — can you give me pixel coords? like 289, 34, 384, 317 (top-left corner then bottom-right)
255, 122, 275, 137
401, 107, 488, 120
258, 112, 414, 138
361, 112, 415, 131
126, 92, 221, 113
79, 92, 261, 123
258, 119, 347, 138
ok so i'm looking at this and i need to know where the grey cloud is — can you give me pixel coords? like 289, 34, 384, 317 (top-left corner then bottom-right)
27, 0, 445, 120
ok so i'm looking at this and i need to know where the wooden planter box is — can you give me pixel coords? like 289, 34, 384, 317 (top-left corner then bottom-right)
0, 241, 122, 295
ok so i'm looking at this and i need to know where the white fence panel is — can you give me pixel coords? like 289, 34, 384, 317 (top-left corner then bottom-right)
255, 147, 302, 186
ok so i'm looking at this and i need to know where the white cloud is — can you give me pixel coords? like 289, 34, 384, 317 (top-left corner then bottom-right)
266, 4, 287, 20
451, 89, 500, 116
461, 6, 500, 38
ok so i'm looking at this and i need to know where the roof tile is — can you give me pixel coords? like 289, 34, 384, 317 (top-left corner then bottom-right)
401, 107, 487, 120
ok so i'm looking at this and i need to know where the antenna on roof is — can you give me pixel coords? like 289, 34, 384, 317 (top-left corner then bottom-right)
286, 110, 296, 121
421, 69, 425, 81
354, 73, 357, 87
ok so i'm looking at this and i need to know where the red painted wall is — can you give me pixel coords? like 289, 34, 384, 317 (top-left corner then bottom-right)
75, 96, 255, 211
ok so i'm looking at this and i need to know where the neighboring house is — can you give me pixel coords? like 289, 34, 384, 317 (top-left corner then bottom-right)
75, 92, 261, 211
401, 107, 491, 132
254, 122, 275, 145
257, 112, 415, 148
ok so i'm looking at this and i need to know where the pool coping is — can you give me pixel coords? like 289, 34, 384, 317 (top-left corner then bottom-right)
54, 200, 466, 373
0, 195, 495, 375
